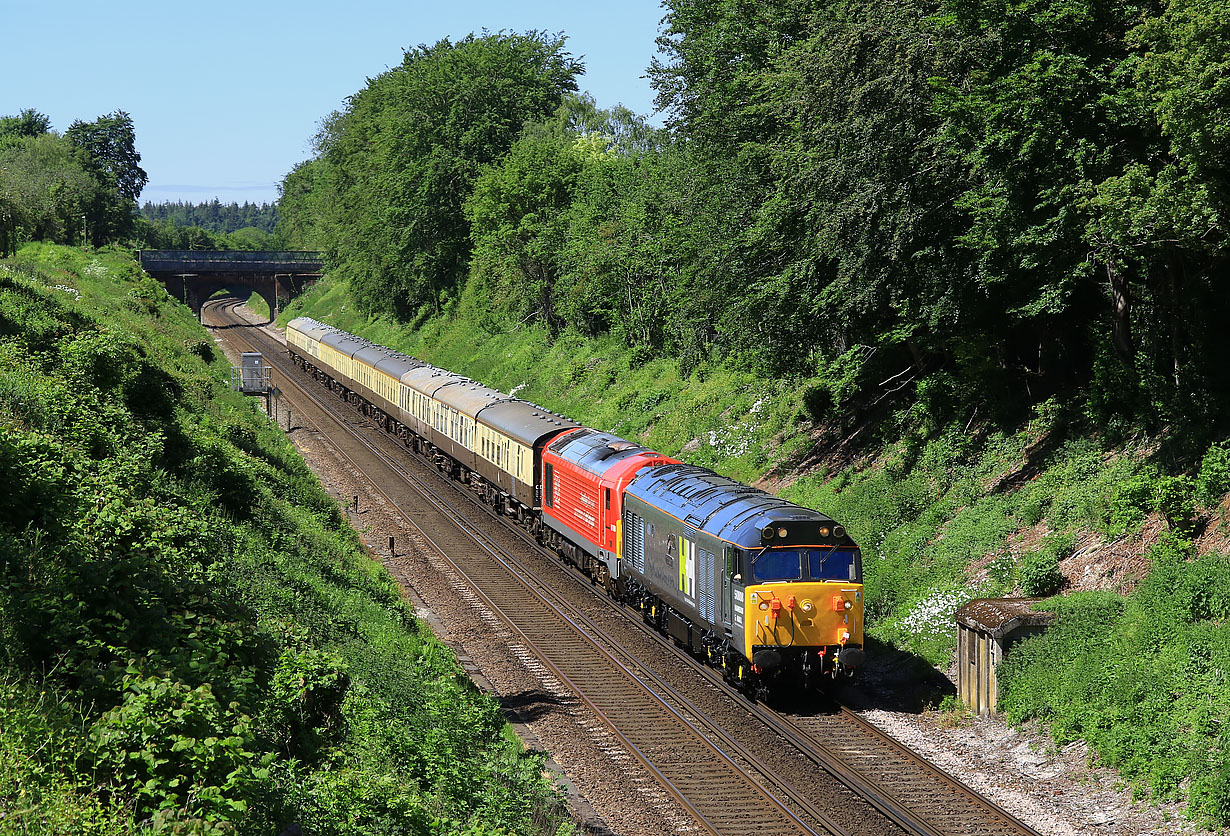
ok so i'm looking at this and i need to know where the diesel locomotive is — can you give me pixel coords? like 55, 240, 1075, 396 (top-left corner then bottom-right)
286, 317, 865, 694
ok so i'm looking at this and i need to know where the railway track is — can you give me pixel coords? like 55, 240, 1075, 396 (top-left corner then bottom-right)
205, 299, 1044, 836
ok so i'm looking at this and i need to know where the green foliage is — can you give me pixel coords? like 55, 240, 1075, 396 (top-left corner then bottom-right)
1018, 533, 1072, 597
0, 133, 103, 255
0, 109, 151, 253
65, 111, 148, 243
87, 675, 270, 830
464, 120, 585, 333
65, 112, 146, 208
272, 0, 1229, 438
267, 645, 350, 760
298, 31, 582, 319
1154, 475, 1198, 533
0, 108, 52, 139
1107, 468, 1159, 534
0, 676, 138, 834
140, 200, 278, 235
0, 246, 572, 835
1196, 442, 1230, 507
999, 539, 1230, 827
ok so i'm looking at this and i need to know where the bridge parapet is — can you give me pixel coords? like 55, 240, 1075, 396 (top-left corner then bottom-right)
139, 250, 324, 275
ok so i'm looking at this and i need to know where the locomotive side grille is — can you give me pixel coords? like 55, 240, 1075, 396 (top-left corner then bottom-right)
700, 547, 715, 622
624, 509, 645, 573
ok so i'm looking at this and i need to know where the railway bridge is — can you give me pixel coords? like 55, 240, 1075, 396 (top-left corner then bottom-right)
139, 250, 324, 321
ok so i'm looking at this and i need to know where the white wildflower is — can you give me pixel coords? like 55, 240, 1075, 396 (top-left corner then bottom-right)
705, 394, 771, 458
897, 588, 968, 640
49, 284, 81, 300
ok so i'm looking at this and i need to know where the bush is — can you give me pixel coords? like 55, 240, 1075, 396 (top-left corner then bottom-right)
1196, 443, 1230, 508
1106, 469, 1157, 534
1154, 475, 1197, 534
999, 547, 1230, 828
1190, 744, 1230, 826
86, 674, 270, 831
1018, 532, 1071, 596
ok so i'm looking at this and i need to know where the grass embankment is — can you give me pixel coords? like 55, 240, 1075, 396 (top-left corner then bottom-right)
283, 275, 1230, 827
0, 245, 572, 835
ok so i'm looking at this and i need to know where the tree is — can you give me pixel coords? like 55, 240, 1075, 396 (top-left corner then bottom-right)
0, 109, 52, 140
649, 0, 815, 150
0, 133, 102, 255
462, 96, 660, 334
1087, 0, 1230, 415
320, 31, 583, 319
66, 111, 148, 241
464, 127, 585, 332
275, 160, 329, 249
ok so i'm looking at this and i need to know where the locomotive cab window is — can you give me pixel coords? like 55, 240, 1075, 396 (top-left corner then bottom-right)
751, 549, 802, 582
545, 463, 554, 508
808, 548, 862, 582
724, 545, 742, 579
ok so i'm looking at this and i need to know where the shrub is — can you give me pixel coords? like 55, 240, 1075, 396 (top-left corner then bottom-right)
1190, 741, 1230, 825
1106, 469, 1157, 534
1017, 532, 1071, 597
86, 674, 271, 831
1196, 443, 1230, 508
267, 646, 350, 760
1154, 475, 1197, 534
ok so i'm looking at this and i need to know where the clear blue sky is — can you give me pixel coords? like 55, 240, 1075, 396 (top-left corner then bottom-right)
1, 1, 667, 206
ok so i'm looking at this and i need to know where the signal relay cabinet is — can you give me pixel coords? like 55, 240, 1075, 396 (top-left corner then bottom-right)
954, 598, 1054, 715
236, 352, 272, 394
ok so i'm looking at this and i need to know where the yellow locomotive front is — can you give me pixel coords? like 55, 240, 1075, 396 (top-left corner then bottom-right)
741, 541, 865, 686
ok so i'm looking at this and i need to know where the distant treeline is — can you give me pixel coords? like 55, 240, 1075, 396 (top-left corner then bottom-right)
140, 199, 278, 235
137, 197, 281, 251
276, 5, 1230, 445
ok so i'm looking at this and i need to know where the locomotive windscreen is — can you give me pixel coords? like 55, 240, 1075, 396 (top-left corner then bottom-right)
751, 547, 861, 583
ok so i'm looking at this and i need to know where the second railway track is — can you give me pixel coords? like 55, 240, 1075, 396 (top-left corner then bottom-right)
206, 298, 1044, 836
